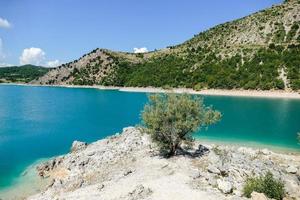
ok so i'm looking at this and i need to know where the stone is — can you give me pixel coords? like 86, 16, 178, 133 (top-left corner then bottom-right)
87, 151, 95, 156
283, 197, 295, 200
97, 184, 105, 191
233, 190, 242, 197
208, 177, 217, 186
207, 165, 221, 175
261, 149, 271, 155
71, 141, 87, 152
285, 180, 300, 198
127, 184, 152, 200
218, 166, 229, 177
124, 169, 133, 176
217, 179, 232, 194
286, 166, 297, 174
251, 192, 268, 200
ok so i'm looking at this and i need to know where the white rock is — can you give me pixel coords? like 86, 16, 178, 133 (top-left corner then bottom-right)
217, 179, 232, 194
71, 141, 87, 152
261, 149, 271, 155
251, 191, 268, 200
207, 165, 221, 175
286, 166, 298, 174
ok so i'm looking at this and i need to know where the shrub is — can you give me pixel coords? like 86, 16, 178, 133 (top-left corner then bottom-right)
141, 93, 221, 157
243, 172, 285, 200
193, 83, 204, 91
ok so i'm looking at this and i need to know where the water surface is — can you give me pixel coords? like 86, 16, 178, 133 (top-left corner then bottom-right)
0, 85, 299, 192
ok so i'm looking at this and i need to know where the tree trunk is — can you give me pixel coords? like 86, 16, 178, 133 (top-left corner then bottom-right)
168, 143, 178, 157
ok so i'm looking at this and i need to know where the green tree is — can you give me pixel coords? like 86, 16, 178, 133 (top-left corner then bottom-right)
141, 93, 221, 157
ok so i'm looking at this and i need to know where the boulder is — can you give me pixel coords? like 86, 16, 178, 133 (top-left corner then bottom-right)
285, 179, 300, 199
217, 179, 232, 194
261, 149, 271, 155
251, 192, 268, 200
207, 165, 221, 175
286, 166, 297, 174
71, 141, 87, 152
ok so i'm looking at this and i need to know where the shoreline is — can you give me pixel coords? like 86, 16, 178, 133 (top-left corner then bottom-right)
0, 158, 51, 200
1, 83, 300, 99
197, 137, 300, 155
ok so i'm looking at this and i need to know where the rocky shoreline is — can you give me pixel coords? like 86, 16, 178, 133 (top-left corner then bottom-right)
25, 127, 300, 200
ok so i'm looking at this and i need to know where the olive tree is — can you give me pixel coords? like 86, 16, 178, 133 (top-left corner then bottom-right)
141, 93, 221, 157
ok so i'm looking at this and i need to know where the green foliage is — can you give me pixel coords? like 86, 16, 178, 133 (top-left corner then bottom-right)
68, 44, 300, 91
0, 65, 50, 83
283, 45, 300, 90
243, 172, 285, 200
114, 55, 192, 88
273, 22, 286, 43
286, 22, 300, 42
193, 83, 204, 91
141, 93, 221, 156
110, 45, 300, 90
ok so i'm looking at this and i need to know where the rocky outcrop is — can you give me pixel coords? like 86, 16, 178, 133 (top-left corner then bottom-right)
71, 141, 87, 152
28, 127, 300, 200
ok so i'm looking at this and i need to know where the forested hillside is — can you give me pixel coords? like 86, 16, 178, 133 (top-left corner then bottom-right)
0, 65, 50, 83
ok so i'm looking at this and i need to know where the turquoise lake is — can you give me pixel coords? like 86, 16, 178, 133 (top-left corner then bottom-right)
0, 85, 300, 191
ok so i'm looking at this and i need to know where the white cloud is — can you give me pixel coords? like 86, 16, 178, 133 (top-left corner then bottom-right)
46, 59, 61, 68
0, 17, 11, 29
133, 47, 148, 53
19, 47, 62, 67
19, 47, 45, 65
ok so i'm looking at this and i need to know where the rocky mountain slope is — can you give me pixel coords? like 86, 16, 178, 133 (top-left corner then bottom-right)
33, 0, 300, 91
26, 127, 300, 200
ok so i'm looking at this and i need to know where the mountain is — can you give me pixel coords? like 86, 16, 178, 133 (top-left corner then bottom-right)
0, 65, 51, 83
33, 0, 300, 91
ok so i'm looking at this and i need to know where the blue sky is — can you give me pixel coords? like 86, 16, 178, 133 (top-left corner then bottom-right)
0, 0, 282, 67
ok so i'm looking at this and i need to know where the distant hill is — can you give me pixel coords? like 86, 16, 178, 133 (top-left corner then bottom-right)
34, 0, 300, 91
0, 65, 51, 83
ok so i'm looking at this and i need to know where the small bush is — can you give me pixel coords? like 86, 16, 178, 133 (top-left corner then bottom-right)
142, 93, 221, 157
193, 83, 204, 91
243, 172, 285, 200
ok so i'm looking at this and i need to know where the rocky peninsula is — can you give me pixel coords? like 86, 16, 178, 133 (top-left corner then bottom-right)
23, 127, 300, 200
